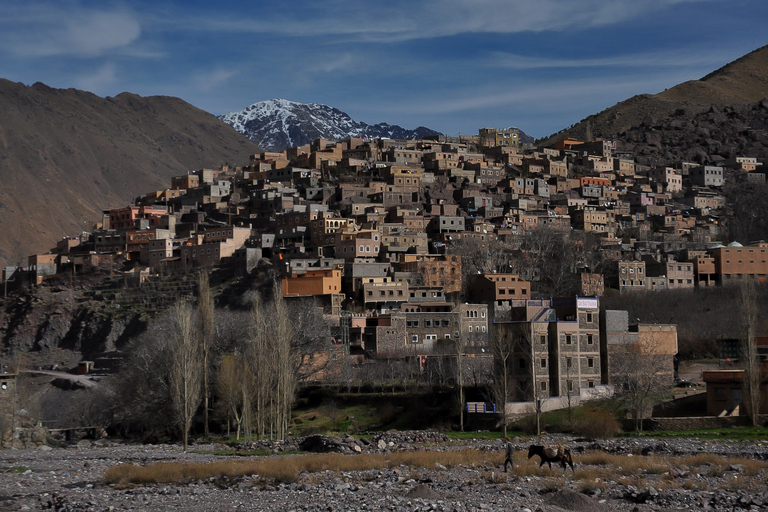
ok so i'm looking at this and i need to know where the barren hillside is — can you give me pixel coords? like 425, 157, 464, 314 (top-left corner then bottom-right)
541, 44, 768, 164
0, 80, 262, 268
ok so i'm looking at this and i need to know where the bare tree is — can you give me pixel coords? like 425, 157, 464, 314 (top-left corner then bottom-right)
245, 284, 297, 441
489, 325, 515, 437
289, 299, 332, 382
611, 334, 670, 431
197, 270, 214, 438
527, 324, 547, 436
564, 357, 574, 424
216, 353, 252, 440
169, 300, 202, 451
738, 280, 762, 426
271, 283, 295, 440
453, 333, 467, 432
248, 292, 269, 440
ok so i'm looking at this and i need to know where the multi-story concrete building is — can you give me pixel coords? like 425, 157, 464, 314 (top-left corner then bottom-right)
468, 273, 531, 318
399, 254, 462, 294
362, 279, 409, 310
693, 254, 716, 286
649, 167, 683, 193
478, 127, 520, 148
491, 296, 602, 401
708, 242, 768, 284
617, 260, 646, 292
334, 230, 382, 262
665, 261, 695, 290
689, 165, 724, 187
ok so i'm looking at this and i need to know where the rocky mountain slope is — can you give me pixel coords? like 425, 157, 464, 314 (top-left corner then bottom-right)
542, 44, 768, 165
218, 98, 442, 151
0, 79, 262, 268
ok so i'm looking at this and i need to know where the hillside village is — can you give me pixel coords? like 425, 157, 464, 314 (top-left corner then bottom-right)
3, 128, 768, 417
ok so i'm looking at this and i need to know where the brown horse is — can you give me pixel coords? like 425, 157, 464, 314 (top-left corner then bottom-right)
527, 444, 574, 471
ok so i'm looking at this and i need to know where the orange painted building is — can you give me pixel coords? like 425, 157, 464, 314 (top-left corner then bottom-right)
282, 268, 343, 297
579, 176, 612, 188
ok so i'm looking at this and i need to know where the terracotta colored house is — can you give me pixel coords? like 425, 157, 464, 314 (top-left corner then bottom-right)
282, 268, 342, 297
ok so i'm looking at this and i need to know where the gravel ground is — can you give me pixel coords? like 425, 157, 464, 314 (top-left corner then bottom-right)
2, 435, 768, 511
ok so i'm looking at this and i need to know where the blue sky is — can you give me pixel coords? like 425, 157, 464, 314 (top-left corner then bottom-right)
1, 1, 766, 139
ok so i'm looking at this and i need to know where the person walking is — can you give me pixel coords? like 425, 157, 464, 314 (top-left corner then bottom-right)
503, 437, 514, 472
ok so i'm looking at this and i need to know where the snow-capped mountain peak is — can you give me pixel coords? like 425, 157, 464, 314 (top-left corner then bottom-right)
219, 99, 441, 151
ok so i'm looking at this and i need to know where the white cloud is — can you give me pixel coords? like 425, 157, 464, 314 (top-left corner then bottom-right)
0, 4, 141, 58
379, 69, 702, 118
173, 0, 713, 43
486, 47, 739, 71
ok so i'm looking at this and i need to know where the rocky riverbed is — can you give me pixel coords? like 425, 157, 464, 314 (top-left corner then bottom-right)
2, 433, 768, 511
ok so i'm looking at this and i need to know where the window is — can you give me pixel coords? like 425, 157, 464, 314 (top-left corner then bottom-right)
540, 358, 547, 368
586, 313, 592, 323
587, 358, 594, 368
540, 335, 546, 345
540, 381, 547, 391
566, 357, 572, 368
587, 334, 593, 345
468, 326, 473, 332
567, 380, 574, 392
565, 335, 572, 345
411, 335, 419, 343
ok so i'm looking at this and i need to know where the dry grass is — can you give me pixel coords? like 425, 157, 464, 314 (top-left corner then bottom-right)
104, 449, 502, 485
104, 447, 768, 494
